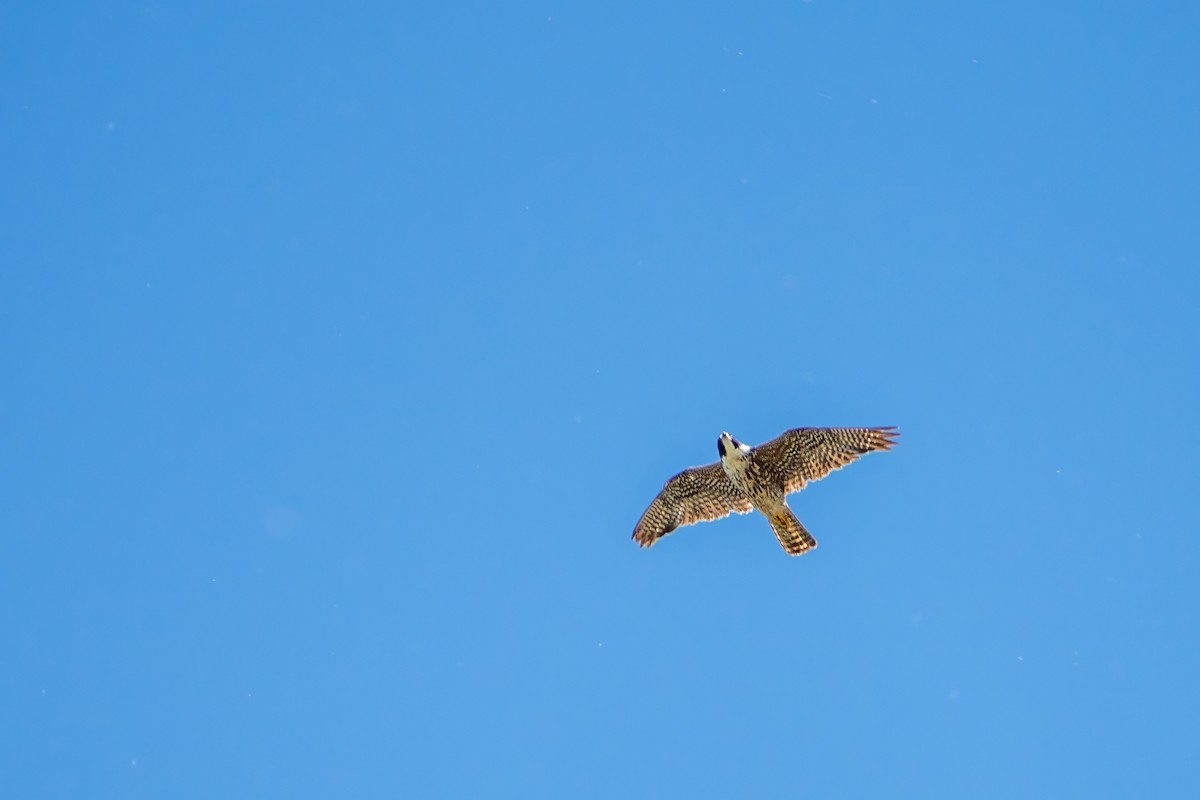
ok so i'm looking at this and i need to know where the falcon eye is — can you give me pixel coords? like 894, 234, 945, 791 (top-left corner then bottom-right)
717, 438, 727, 457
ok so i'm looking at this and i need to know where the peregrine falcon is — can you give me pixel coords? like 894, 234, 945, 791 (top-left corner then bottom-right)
632, 426, 898, 555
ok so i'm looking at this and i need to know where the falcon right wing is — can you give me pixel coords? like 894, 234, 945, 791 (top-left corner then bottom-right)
632, 462, 753, 548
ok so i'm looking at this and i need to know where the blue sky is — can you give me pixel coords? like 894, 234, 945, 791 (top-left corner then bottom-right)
3, 2, 1199, 797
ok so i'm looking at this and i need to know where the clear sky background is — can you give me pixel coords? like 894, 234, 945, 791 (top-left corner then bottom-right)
4, 2, 1199, 798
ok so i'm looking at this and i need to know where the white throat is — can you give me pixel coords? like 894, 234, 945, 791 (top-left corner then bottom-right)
719, 434, 751, 470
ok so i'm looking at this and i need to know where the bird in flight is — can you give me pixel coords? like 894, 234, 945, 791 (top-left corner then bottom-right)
632, 426, 898, 555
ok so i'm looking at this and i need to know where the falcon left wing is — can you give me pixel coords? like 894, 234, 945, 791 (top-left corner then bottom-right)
754, 426, 899, 494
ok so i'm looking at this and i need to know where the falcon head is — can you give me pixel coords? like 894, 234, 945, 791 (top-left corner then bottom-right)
717, 432, 749, 460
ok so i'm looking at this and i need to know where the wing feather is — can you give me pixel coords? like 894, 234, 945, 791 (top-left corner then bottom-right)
754, 426, 899, 494
632, 462, 752, 548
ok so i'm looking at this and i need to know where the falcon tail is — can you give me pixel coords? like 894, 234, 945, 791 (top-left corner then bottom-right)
767, 509, 818, 556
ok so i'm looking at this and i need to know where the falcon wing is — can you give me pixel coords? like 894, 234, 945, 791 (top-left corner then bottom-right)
754, 426, 899, 494
632, 462, 753, 548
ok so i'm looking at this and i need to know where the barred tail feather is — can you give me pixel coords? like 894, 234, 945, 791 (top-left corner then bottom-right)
768, 509, 818, 556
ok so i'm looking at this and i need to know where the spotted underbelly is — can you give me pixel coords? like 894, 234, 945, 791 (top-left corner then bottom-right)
722, 455, 785, 512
